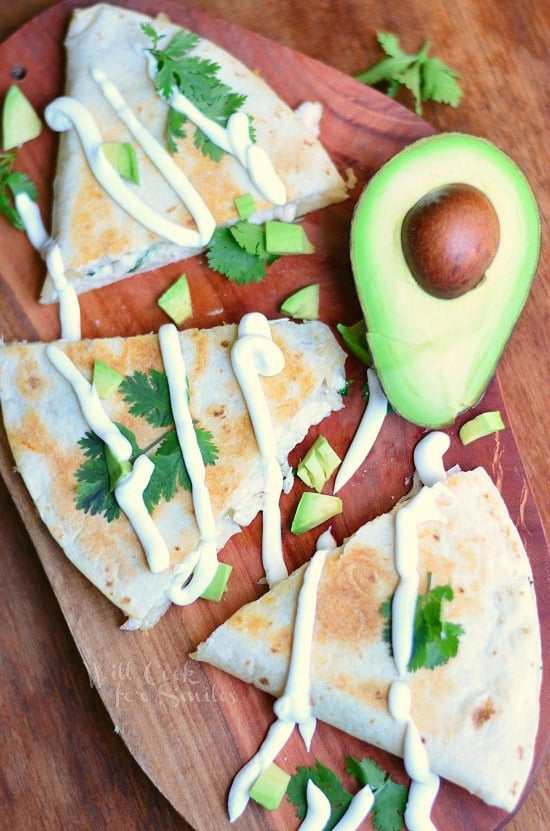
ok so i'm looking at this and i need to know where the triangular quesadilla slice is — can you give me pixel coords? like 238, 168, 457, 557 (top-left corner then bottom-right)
40, 3, 348, 302
195, 467, 542, 812
0, 318, 346, 627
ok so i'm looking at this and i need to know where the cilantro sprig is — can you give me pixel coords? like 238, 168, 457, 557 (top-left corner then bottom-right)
142, 23, 249, 159
287, 757, 407, 831
0, 151, 37, 230
75, 369, 218, 521
206, 220, 280, 283
357, 32, 462, 115
381, 576, 464, 671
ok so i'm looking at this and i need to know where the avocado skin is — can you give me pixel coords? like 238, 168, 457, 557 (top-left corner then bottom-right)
350, 133, 541, 428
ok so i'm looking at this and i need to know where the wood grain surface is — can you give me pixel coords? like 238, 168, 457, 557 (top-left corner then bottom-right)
0, 2, 548, 831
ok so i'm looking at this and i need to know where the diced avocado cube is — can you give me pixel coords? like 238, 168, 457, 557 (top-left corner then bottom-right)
103, 141, 140, 184
280, 284, 320, 320
249, 763, 290, 811
158, 274, 193, 325
336, 320, 372, 365
291, 492, 343, 535
93, 359, 124, 399
265, 220, 314, 255
104, 445, 132, 492
297, 435, 341, 492
234, 193, 256, 219
200, 562, 233, 602
2, 85, 42, 150
459, 410, 505, 445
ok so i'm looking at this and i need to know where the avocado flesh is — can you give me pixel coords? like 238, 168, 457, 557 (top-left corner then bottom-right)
351, 133, 541, 427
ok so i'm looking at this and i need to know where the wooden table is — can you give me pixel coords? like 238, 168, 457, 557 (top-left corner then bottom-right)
0, 1, 547, 829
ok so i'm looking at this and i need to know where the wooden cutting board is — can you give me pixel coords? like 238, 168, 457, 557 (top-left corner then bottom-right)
0, 1, 548, 830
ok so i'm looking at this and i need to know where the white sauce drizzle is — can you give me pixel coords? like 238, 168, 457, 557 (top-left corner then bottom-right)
169, 94, 286, 206
90, 67, 216, 245
413, 431, 450, 486
333, 368, 387, 493
228, 545, 328, 821
45, 344, 170, 572
46, 344, 132, 460
390, 484, 445, 831
15, 193, 81, 341
228, 718, 295, 822
273, 548, 327, 746
388, 681, 440, 831
332, 784, 375, 830
156, 323, 218, 604
392, 487, 444, 677
141, 48, 287, 206
316, 526, 338, 551
298, 780, 332, 831
114, 455, 170, 573
44, 96, 204, 248
230, 313, 287, 587
405, 775, 440, 831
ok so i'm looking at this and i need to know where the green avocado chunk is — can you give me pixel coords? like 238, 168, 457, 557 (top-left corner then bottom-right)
291, 492, 342, 535
280, 284, 319, 320
249, 763, 290, 810
103, 141, 140, 184
350, 133, 541, 428
93, 358, 123, 399
158, 274, 192, 325
2, 85, 42, 150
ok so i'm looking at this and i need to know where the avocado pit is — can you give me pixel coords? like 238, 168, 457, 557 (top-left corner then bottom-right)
401, 183, 500, 299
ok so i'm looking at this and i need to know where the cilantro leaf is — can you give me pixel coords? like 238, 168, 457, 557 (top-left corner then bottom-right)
166, 107, 188, 154
409, 584, 464, 671
345, 758, 407, 831
381, 580, 464, 671
287, 760, 352, 828
75, 424, 141, 521
144, 424, 219, 511
0, 151, 37, 230
421, 57, 463, 107
288, 757, 407, 831
357, 32, 462, 115
206, 225, 273, 284
119, 369, 173, 428
143, 25, 249, 159
74, 368, 219, 520
145, 429, 190, 509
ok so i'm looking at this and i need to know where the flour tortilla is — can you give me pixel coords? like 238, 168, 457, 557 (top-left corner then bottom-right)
41, 3, 348, 302
0, 319, 346, 627
195, 467, 542, 811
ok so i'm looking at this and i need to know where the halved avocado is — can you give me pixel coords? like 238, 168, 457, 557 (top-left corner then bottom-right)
350, 133, 541, 428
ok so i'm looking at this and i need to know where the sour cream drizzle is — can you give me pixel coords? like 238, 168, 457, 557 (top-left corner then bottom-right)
388, 682, 440, 831
44, 96, 205, 248
390, 479, 446, 830
142, 49, 287, 206
90, 67, 216, 245
228, 546, 328, 822
156, 323, 218, 604
298, 780, 332, 831
332, 784, 375, 830
413, 431, 450, 487
392, 487, 444, 677
231, 313, 287, 587
114, 454, 170, 573
333, 368, 387, 493
45, 344, 170, 572
15, 193, 81, 341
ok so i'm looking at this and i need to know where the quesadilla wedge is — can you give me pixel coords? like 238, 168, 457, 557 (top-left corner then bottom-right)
195, 467, 542, 813
40, 3, 348, 302
0, 318, 346, 627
